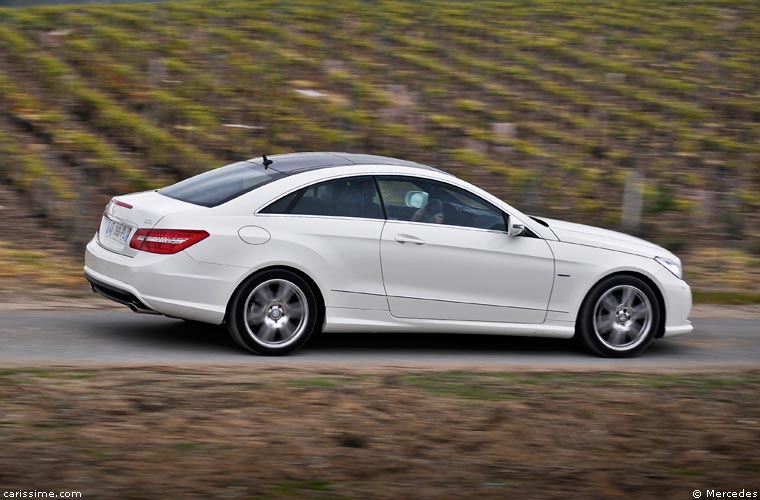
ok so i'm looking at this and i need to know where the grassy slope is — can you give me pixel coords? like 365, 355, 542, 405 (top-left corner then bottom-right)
0, 0, 758, 295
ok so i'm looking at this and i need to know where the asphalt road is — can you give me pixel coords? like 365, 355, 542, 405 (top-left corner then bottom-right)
0, 310, 757, 370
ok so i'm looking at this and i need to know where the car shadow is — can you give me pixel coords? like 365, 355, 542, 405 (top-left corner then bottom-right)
308, 330, 579, 354
88, 315, 243, 355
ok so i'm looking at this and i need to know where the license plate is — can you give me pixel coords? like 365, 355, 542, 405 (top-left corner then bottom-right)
104, 219, 132, 245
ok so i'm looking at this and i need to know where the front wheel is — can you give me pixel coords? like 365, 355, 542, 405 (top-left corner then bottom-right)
577, 275, 661, 358
228, 270, 319, 355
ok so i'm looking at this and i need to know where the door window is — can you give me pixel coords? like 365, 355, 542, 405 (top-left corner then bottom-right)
376, 176, 506, 231
260, 175, 383, 219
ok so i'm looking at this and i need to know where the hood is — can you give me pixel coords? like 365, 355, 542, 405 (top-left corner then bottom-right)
540, 217, 675, 260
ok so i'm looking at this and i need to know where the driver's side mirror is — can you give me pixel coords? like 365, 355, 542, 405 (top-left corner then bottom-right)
507, 215, 525, 236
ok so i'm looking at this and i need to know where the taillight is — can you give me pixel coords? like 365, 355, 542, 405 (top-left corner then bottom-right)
113, 199, 133, 209
129, 229, 209, 254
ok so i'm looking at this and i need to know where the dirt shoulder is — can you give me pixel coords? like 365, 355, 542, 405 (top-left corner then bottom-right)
689, 304, 760, 320
0, 368, 758, 499
0, 293, 120, 312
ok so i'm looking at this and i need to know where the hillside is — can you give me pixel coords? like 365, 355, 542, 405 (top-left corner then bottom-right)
0, 0, 758, 293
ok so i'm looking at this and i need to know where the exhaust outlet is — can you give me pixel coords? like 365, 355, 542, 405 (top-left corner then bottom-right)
128, 302, 161, 315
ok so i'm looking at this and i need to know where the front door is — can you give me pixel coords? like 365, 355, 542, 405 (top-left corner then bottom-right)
376, 175, 555, 323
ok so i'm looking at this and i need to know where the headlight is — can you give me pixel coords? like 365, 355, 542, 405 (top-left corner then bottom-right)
655, 256, 682, 279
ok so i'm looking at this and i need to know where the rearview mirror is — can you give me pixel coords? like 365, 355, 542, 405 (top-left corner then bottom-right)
507, 216, 525, 236
405, 191, 429, 209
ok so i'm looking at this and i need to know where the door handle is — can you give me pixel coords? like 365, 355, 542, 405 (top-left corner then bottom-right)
394, 234, 425, 245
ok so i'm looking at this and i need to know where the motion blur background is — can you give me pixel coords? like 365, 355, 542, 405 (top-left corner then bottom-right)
1, 3, 759, 499
0, 0, 758, 300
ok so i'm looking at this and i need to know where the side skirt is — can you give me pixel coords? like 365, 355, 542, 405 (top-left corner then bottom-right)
323, 307, 575, 338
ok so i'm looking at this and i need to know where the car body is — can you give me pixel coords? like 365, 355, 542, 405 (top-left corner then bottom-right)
84, 152, 693, 357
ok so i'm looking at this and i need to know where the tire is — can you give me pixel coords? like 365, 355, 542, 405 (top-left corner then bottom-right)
576, 275, 661, 358
227, 269, 320, 355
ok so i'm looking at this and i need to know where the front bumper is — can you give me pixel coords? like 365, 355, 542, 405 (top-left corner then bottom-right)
656, 267, 694, 338
84, 236, 247, 324
663, 323, 693, 337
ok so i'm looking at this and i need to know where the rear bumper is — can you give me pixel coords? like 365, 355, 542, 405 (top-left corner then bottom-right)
85, 271, 156, 313
84, 236, 247, 324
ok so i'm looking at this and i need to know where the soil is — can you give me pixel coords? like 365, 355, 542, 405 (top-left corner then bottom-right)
0, 368, 758, 499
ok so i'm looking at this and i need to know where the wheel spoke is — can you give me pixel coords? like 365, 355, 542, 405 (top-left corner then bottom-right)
280, 319, 297, 338
608, 329, 628, 346
601, 294, 618, 312
596, 314, 614, 333
288, 303, 304, 318
620, 287, 634, 308
630, 304, 649, 322
258, 324, 277, 342
254, 285, 275, 303
274, 283, 295, 303
247, 307, 266, 325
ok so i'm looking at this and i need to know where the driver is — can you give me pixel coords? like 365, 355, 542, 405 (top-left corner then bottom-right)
412, 198, 444, 224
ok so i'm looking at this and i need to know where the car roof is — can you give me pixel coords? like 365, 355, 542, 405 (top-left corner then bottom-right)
246, 152, 446, 175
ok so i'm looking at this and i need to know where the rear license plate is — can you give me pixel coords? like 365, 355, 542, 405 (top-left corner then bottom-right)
104, 219, 132, 245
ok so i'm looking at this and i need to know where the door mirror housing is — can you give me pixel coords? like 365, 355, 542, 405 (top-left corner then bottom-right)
507, 215, 525, 237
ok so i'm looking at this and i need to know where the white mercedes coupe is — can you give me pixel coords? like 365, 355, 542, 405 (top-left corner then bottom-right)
84, 152, 692, 357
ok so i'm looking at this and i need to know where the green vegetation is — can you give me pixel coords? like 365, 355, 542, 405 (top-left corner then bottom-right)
290, 377, 342, 388
0, 241, 83, 289
692, 289, 760, 305
0, 0, 758, 286
399, 371, 760, 396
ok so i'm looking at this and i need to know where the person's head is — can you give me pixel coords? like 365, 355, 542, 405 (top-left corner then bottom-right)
426, 198, 442, 212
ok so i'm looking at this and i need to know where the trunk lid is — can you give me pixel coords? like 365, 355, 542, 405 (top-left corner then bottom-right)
97, 190, 202, 257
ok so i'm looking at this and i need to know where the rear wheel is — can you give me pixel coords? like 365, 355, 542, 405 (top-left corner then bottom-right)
228, 270, 319, 355
577, 275, 661, 358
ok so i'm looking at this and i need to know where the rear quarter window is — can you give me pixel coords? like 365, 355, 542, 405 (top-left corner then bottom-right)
260, 176, 383, 219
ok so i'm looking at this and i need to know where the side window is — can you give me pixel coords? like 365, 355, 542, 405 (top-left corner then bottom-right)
376, 176, 506, 231
260, 176, 383, 219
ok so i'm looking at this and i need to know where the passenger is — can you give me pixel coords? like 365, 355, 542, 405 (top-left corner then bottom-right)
412, 198, 444, 224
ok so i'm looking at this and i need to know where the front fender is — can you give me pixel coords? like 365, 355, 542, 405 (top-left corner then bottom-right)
545, 241, 674, 324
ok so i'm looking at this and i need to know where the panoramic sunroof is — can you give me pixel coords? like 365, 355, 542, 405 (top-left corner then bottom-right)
247, 153, 351, 174
247, 152, 444, 175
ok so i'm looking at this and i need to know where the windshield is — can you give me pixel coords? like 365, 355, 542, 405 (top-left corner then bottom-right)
159, 161, 284, 207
